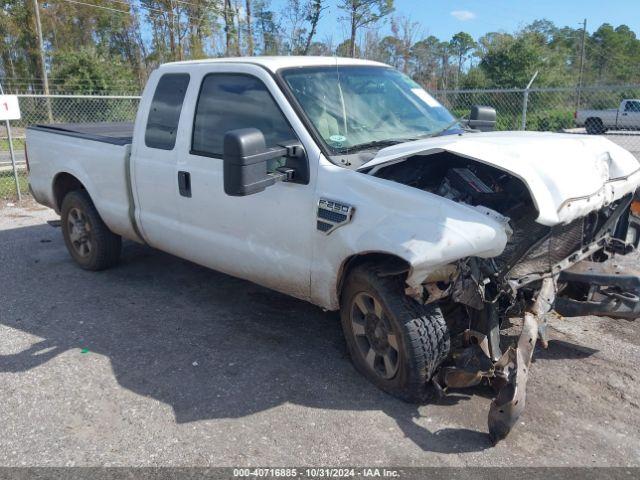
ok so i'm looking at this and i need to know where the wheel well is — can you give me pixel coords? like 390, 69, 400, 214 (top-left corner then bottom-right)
337, 252, 411, 305
53, 173, 86, 211
586, 117, 603, 125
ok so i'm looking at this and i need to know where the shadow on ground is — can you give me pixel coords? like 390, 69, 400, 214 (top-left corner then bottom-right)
0, 223, 598, 454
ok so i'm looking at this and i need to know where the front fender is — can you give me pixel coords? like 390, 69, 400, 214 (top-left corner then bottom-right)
311, 163, 510, 309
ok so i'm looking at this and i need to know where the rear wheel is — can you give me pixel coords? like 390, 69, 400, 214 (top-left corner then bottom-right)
585, 118, 605, 134
61, 190, 121, 270
340, 263, 450, 402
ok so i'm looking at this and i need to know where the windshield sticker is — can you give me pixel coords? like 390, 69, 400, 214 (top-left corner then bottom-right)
329, 134, 347, 143
411, 88, 441, 108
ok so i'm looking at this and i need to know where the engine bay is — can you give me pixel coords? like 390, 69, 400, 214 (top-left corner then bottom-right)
372, 151, 535, 218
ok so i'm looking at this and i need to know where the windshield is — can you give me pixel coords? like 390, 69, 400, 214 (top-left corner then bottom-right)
280, 66, 458, 156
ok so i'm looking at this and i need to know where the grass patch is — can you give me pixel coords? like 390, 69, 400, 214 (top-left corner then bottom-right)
0, 137, 25, 151
0, 173, 29, 199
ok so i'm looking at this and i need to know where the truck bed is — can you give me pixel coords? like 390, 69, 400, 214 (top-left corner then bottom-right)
27, 121, 137, 241
29, 122, 134, 146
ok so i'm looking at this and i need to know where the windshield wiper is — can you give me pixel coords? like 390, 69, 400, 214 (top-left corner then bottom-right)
421, 119, 465, 139
335, 138, 417, 153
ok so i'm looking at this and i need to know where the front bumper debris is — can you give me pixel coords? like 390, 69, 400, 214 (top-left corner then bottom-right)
433, 252, 640, 444
434, 278, 557, 444
487, 312, 538, 443
556, 254, 640, 320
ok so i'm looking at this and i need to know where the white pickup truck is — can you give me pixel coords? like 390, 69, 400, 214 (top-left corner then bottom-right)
26, 57, 640, 443
576, 99, 640, 134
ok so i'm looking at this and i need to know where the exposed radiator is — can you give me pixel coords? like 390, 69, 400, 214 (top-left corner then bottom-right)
506, 218, 585, 279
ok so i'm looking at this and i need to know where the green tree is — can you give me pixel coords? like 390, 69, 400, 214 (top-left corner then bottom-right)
336, 38, 360, 57
302, 0, 327, 55
337, 0, 394, 57
410, 35, 441, 89
255, 0, 281, 55
0, 0, 40, 90
589, 24, 640, 84
449, 32, 476, 88
51, 48, 137, 94
479, 34, 540, 87
378, 35, 403, 68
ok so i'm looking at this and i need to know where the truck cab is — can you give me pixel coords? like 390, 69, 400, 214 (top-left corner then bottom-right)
576, 98, 640, 133
618, 99, 640, 129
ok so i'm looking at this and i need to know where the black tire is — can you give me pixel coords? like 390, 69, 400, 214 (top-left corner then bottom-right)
61, 190, 121, 271
340, 263, 450, 402
585, 118, 605, 135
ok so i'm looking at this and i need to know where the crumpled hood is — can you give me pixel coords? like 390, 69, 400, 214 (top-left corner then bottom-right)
359, 131, 640, 225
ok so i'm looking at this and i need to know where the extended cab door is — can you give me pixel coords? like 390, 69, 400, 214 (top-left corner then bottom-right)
130, 71, 191, 253
169, 64, 319, 301
619, 100, 640, 129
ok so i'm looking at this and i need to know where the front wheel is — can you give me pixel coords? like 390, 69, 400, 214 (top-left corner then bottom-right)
340, 264, 450, 402
61, 190, 122, 271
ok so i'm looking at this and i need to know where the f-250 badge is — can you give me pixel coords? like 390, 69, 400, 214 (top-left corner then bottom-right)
317, 198, 355, 235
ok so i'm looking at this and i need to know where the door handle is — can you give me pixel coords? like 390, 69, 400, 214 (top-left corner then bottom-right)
178, 171, 191, 197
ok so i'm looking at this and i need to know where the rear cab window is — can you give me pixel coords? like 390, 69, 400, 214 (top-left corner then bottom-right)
145, 73, 190, 150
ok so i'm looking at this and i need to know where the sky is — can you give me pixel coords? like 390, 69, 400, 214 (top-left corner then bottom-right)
272, 0, 640, 43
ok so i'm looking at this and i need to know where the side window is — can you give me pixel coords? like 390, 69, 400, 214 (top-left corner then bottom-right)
624, 101, 640, 112
145, 73, 190, 150
191, 74, 297, 162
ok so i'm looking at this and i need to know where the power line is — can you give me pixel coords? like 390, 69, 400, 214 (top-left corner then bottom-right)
56, 0, 214, 26
59, 0, 131, 14
104, 0, 179, 17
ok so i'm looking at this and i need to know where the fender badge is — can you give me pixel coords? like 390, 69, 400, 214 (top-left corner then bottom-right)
317, 198, 355, 235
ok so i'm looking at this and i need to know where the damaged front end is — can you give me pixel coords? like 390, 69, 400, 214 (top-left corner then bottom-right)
373, 151, 640, 443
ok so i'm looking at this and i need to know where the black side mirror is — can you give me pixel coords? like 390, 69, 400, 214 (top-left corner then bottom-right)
468, 105, 496, 132
223, 128, 308, 196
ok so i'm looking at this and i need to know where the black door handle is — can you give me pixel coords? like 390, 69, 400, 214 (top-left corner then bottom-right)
178, 171, 191, 197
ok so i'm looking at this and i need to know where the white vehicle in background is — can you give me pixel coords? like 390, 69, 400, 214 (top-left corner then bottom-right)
25, 57, 640, 444
576, 99, 640, 134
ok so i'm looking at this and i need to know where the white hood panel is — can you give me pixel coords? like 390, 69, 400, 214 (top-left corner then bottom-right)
361, 131, 640, 225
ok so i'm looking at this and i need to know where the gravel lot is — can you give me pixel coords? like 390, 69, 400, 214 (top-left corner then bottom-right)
604, 132, 640, 159
1, 199, 639, 467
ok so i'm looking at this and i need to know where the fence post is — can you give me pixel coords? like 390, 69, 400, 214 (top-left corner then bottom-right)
521, 71, 539, 131
521, 90, 529, 131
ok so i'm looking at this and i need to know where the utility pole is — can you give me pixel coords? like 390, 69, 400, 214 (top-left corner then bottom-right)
576, 18, 587, 111
32, 0, 53, 122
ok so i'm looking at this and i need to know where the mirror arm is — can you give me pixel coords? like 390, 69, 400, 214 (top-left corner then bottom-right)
273, 167, 296, 182
279, 141, 306, 159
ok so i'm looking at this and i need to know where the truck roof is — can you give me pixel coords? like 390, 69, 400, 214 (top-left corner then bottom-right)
162, 56, 388, 73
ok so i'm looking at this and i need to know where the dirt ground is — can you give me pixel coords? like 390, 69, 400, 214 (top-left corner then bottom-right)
1, 198, 639, 467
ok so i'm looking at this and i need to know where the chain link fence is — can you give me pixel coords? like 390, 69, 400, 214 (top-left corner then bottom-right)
432, 84, 640, 160
1, 94, 140, 201
2, 87, 640, 200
